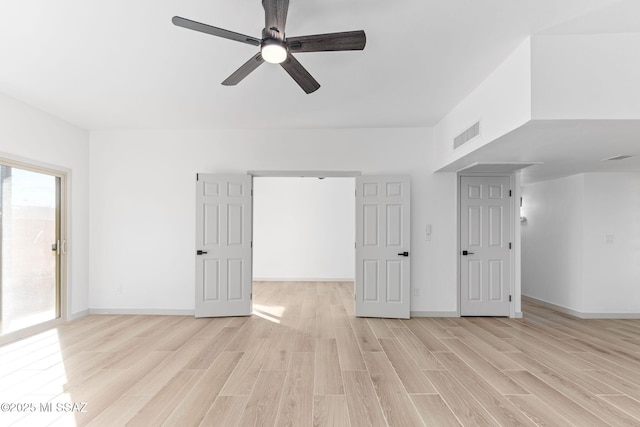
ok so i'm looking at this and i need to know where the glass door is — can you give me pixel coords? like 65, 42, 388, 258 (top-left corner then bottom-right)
0, 163, 61, 336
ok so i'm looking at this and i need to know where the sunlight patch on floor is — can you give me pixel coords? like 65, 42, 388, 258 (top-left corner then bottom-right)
252, 304, 286, 324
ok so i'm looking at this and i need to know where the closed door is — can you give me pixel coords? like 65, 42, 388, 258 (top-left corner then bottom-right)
460, 176, 511, 316
355, 175, 411, 319
195, 174, 252, 317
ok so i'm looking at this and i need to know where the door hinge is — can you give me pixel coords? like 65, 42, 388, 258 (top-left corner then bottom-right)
250, 293, 253, 300
509, 242, 512, 249
509, 295, 512, 302
509, 190, 512, 197
196, 173, 199, 181
251, 241, 253, 248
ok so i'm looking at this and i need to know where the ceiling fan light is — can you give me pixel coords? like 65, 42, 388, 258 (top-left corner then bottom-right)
261, 40, 287, 64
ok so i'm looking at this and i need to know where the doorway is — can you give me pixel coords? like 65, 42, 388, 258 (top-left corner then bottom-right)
253, 176, 356, 282
194, 173, 412, 319
0, 160, 66, 336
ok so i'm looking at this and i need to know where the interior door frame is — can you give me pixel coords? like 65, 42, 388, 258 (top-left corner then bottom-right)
0, 155, 68, 344
457, 172, 522, 318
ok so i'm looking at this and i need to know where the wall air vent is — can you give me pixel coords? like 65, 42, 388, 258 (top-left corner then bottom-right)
453, 121, 480, 149
603, 155, 633, 161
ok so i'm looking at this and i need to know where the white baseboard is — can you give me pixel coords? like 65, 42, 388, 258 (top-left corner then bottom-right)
68, 309, 90, 321
411, 311, 459, 318
523, 296, 640, 319
253, 278, 354, 282
89, 308, 195, 316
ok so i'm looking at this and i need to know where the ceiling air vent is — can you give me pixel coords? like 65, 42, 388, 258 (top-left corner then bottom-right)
453, 121, 480, 149
603, 155, 633, 161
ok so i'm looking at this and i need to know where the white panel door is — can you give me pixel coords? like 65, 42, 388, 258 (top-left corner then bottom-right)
195, 174, 252, 317
355, 176, 411, 319
460, 176, 511, 316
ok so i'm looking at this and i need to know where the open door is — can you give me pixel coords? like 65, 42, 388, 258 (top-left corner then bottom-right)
195, 174, 252, 317
355, 175, 411, 319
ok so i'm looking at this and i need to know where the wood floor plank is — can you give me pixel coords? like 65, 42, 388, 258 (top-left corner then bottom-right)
390, 327, 444, 370
433, 352, 535, 426
425, 369, 499, 426
410, 394, 462, 427
505, 370, 610, 425
162, 351, 244, 426
448, 327, 522, 370
314, 338, 345, 395
379, 338, 437, 393
126, 369, 202, 426
598, 395, 640, 421
583, 369, 640, 402
504, 348, 619, 395
184, 326, 240, 369
440, 338, 528, 395
363, 351, 425, 427
403, 318, 450, 351
342, 371, 387, 427
86, 394, 150, 427
275, 352, 315, 427
200, 396, 249, 427
334, 327, 367, 371
237, 371, 287, 427
220, 338, 271, 396
313, 395, 350, 427
505, 353, 640, 426
350, 318, 382, 352
506, 394, 578, 427
367, 318, 395, 339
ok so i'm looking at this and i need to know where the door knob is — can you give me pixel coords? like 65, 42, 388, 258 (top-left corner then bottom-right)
197, 250, 208, 255
462, 250, 474, 256
397, 252, 409, 257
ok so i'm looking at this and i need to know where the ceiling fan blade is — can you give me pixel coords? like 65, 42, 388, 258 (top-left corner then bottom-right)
172, 16, 260, 47
280, 53, 320, 94
222, 53, 266, 86
287, 30, 366, 53
262, 0, 289, 40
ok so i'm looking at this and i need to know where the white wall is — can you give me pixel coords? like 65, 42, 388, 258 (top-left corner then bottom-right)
522, 173, 640, 315
433, 38, 532, 171
521, 174, 585, 311
89, 128, 459, 314
0, 92, 90, 318
532, 33, 640, 120
253, 177, 355, 281
582, 173, 640, 313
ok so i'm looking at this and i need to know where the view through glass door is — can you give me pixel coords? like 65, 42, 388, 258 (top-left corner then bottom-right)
1, 162, 61, 336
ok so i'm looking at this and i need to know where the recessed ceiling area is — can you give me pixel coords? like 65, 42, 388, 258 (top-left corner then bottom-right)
0, 0, 629, 130
438, 120, 640, 184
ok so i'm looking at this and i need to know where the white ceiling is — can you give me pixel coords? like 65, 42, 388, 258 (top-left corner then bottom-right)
0, 0, 630, 130
1, 0, 638, 185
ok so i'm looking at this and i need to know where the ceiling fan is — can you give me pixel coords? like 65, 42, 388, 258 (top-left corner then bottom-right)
172, 0, 366, 94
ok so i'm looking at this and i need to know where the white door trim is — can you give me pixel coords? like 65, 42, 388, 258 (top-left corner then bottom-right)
457, 172, 520, 318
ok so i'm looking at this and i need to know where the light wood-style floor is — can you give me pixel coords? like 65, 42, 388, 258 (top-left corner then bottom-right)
1, 281, 640, 426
